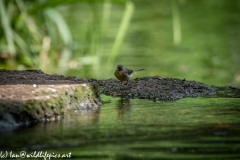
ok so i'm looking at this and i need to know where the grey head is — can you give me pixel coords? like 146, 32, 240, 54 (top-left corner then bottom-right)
117, 64, 124, 71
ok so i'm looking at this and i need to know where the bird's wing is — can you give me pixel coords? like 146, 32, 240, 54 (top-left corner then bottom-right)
124, 68, 134, 75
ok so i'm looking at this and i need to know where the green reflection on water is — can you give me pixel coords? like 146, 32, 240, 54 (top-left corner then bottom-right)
1, 95, 240, 159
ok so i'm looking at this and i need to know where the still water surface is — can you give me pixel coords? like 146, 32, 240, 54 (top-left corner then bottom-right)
1, 95, 240, 159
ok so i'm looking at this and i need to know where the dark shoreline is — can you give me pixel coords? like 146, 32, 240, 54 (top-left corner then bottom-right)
0, 69, 239, 130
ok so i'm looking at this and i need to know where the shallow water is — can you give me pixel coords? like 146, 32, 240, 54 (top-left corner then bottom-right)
1, 95, 240, 159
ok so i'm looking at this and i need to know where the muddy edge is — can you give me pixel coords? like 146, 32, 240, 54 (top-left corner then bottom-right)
0, 69, 239, 130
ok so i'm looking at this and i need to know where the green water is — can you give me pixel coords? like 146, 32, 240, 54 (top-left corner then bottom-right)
1, 95, 240, 159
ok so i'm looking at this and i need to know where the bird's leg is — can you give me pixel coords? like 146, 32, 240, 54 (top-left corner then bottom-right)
124, 81, 128, 85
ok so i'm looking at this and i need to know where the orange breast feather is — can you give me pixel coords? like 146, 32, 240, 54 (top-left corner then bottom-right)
114, 70, 129, 81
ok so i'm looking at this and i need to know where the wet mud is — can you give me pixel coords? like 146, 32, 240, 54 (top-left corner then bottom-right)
0, 69, 239, 130
97, 77, 240, 101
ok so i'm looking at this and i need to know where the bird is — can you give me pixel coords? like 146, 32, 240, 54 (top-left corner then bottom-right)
114, 64, 145, 85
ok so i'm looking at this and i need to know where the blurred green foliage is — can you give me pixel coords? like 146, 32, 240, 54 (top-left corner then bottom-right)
0, 0, 240, 87
0, 0, 72, 71
0, 0, 130, 74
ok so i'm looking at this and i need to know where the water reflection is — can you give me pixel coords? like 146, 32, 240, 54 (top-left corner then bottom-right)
0, 96, 240, 159
116, 98, 132, 117
64, 109, 100, 126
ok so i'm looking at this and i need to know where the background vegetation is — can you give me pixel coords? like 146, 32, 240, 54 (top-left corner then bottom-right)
0, 0, 240, 87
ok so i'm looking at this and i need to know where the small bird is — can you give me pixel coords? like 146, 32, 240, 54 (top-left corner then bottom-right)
114, 64, 145, 85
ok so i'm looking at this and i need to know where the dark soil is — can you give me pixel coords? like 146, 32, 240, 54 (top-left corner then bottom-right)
97, 77, 240, 101
0, 69, 240, 130
97, 77, 216, 101
1, 69, 239, 103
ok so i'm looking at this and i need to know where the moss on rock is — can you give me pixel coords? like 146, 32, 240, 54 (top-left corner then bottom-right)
0, 70, 101, 130
1, 69, 239, 130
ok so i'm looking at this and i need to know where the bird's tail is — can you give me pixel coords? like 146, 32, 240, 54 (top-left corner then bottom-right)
133, 69, 145, 74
